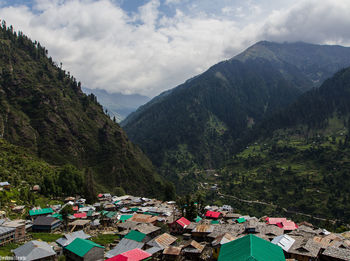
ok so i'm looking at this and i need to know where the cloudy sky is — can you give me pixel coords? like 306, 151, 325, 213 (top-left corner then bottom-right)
0, 0, 349, 97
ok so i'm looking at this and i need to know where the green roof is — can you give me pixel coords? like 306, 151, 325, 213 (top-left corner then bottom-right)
29, 208, 53, 216
65, 238, 104, 257
124, 230, 146, 242
143, 212, 159, 216
105, 211, 117, 219
195, 216, 202, 222
130, 207, 139, 212
120, 215, 133, 222
51, 213, 63, 221
87, 210, 93, 217
237, 217, 246, 223
218, 234, 285, 261
211, 220, 220, 224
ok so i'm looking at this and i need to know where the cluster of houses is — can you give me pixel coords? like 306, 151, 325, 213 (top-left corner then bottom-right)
0, 193, 350, 260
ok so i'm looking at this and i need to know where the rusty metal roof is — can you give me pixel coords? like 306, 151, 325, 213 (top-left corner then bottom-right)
154, 233, 177, 248
192, 224, 214, 233
163, 246, 182, 256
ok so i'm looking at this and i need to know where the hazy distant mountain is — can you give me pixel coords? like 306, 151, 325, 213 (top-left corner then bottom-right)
122, 41, 350, 173
83, 88, 150, 122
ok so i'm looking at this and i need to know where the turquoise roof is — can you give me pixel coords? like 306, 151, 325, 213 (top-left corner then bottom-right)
65, 238, 104, 257
29, 208, 53, 216
218, 234, 285, 261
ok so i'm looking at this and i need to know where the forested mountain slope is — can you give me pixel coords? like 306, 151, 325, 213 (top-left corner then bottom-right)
0, 22, 171, 199
122, 41, 350, 173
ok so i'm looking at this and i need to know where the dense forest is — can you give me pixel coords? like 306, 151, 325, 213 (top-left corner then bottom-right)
0, 21, 174, 200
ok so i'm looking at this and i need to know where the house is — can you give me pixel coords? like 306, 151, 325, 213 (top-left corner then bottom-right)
163, 246, 182, 261
13, 240, 56, 261
56, 230, 91, 247
2, 219, 26, 242
205, 211, 222, 219
105, 238, 145, 259
0, 181, 10, 190
29, 208, 53, 219
64, 238, 104, 261
130, 214, 158, 224
146, 233, 177, 249
211, 233, 236, 259
267, 217, 288, 225
169, 217, 191, 234
218, 234, 286, 261
68, 219, 91, 232
32, 185, 41, 192
191, 224, 214, 240
321, 246, 350, 261
134, 223, 161, 238
0, 226, 15, 246
271, 234, 296, 252
278, 221, 298, 231
182, 240, 205, 259
32, 216, 61, 232
74, 213, 87, 219
288, 238, 322, 261
124, 230, 147, 243
106, 248, 151, 261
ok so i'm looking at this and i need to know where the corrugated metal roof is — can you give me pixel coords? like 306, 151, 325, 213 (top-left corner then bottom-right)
0, 226, 15, 235
163, 246, 182, 256
107, 248, 151, 261
56, 230, 91, 247
176, 217, 191, 228
13, 240, 56, 260
124, 230, 146, 242
105, 238, 144, 258
147, 233, 177, 249
271, 234, 295, 252
183, 240, 205, 252
135, 223, 160, 235
29, 208, 53, 216
65, 238, 104, 257
192, 224, 214, 233
218, 234, 285, 261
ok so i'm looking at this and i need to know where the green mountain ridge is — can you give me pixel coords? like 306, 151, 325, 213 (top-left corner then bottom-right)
122, 41, 350, 175
0, 23, 171, 199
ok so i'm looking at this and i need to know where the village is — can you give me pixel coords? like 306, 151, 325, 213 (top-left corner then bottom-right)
0, 189, 350, 261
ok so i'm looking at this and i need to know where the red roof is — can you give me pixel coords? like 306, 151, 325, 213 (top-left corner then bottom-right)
176, 217, 191, 228
205, 210, 221, 219
74, 212, 87, 219
98, 193, 103, 198
106, 248, 151, 261
72, 206, 79, 211
282, 221, 298, 230
266, 217, 287, 225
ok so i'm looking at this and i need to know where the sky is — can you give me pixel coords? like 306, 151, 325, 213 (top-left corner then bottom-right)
0, 0, 350, 97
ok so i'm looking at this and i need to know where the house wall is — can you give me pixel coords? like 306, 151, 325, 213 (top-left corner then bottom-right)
84, 247, 104, 261
0, 230, 15, 246
14, 225, 26, 241
290, 253, 318, 261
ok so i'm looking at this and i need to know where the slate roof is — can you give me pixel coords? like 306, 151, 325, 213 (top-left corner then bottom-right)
288, 238, 322, 258
105, 238, 145, 258
134, 223, 160, 235
13, 240, 56, 261
33, 216, 60, 226
212, 233, 236, 247
65, 238, 104, 257
56, 230, 91, 247
322, 246, 350, 261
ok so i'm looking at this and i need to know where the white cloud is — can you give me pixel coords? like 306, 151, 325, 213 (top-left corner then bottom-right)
0, 0, 349, 97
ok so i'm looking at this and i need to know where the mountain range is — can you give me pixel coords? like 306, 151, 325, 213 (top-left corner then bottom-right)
122, 41, 350, 173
